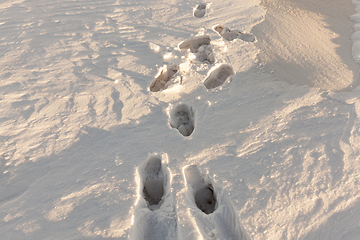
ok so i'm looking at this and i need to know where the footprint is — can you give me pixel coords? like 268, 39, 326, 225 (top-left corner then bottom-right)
178, 35, 215, 64
183, 165, 216, 214
193, 3, 206, 18
168, 103, 195, 137
111, 88, 123, 120
142, 156, 165, 208
204, 64, 235, 89
130, 154, 178, 239
183, 165, 251, 240
149, 64, 179, 92
212, 24, 256, 42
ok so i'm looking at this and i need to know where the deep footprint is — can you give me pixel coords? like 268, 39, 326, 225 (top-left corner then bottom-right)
178, 35, 214, 64
183, 165, 217, 214
168, 103, 195, 137
204, 64, 234, 89
193, 3, 206, 18
150, 64, 179, 92
212, 24, 256, 42
143, 156, 165, 209
130, 154, 178, 240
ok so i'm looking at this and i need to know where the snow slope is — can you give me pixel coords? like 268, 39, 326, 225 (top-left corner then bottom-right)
253, 0, 359, 91
1, 0, 360, 239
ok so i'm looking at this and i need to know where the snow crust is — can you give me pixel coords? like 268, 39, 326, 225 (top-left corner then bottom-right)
1, 0, 360, 239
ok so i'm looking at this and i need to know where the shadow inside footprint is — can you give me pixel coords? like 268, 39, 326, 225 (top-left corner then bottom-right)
143, 156, 164, 209
204, 64, 234, 89
168, 103, 195, 137
195, 185, 217, 214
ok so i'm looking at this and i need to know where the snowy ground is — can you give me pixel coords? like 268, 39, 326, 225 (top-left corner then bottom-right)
1, 0, 360, 239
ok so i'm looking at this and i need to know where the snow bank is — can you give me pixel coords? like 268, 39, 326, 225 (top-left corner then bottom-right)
253, 0, 360, 91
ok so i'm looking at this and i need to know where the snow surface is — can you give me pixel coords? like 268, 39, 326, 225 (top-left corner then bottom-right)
1, 0, 360, 239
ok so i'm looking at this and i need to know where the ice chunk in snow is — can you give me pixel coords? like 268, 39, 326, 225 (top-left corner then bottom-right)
168, 103, 195, 137
204, 64, 235, 89
193, 3, 206, 18
130, 154, 177, 240
183, 165, 251, 240
150, 64, 179, 92
212, 24, 255, 43
178, 34, 215, 64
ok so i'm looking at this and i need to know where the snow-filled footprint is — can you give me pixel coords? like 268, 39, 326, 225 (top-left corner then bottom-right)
150, 64, 179, 92
178, 34, 215, 64
212, 24, 256, 42
204, 64, 235, 89
129, 154, 178, 240
193, 3, 206, 18
168, 103, 195, 137
183, 165, 251, 240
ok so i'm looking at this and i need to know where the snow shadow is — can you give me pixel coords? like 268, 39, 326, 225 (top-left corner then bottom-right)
301, 199, 360, 240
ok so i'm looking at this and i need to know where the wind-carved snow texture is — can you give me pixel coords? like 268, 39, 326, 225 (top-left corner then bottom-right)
213, 24, 256, 43
193, 3, 206, 18
204, 64, 235, 89
178, 35, 215, 64
130, 154, 178, 240
183, 165, 251, 240
168, 103, 195, 137
150, 64, 179, 92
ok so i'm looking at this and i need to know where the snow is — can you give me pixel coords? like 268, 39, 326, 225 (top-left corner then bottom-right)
1, 0, 360, 239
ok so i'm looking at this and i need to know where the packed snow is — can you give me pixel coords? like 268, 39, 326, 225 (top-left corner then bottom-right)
1, 0, 360, 239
